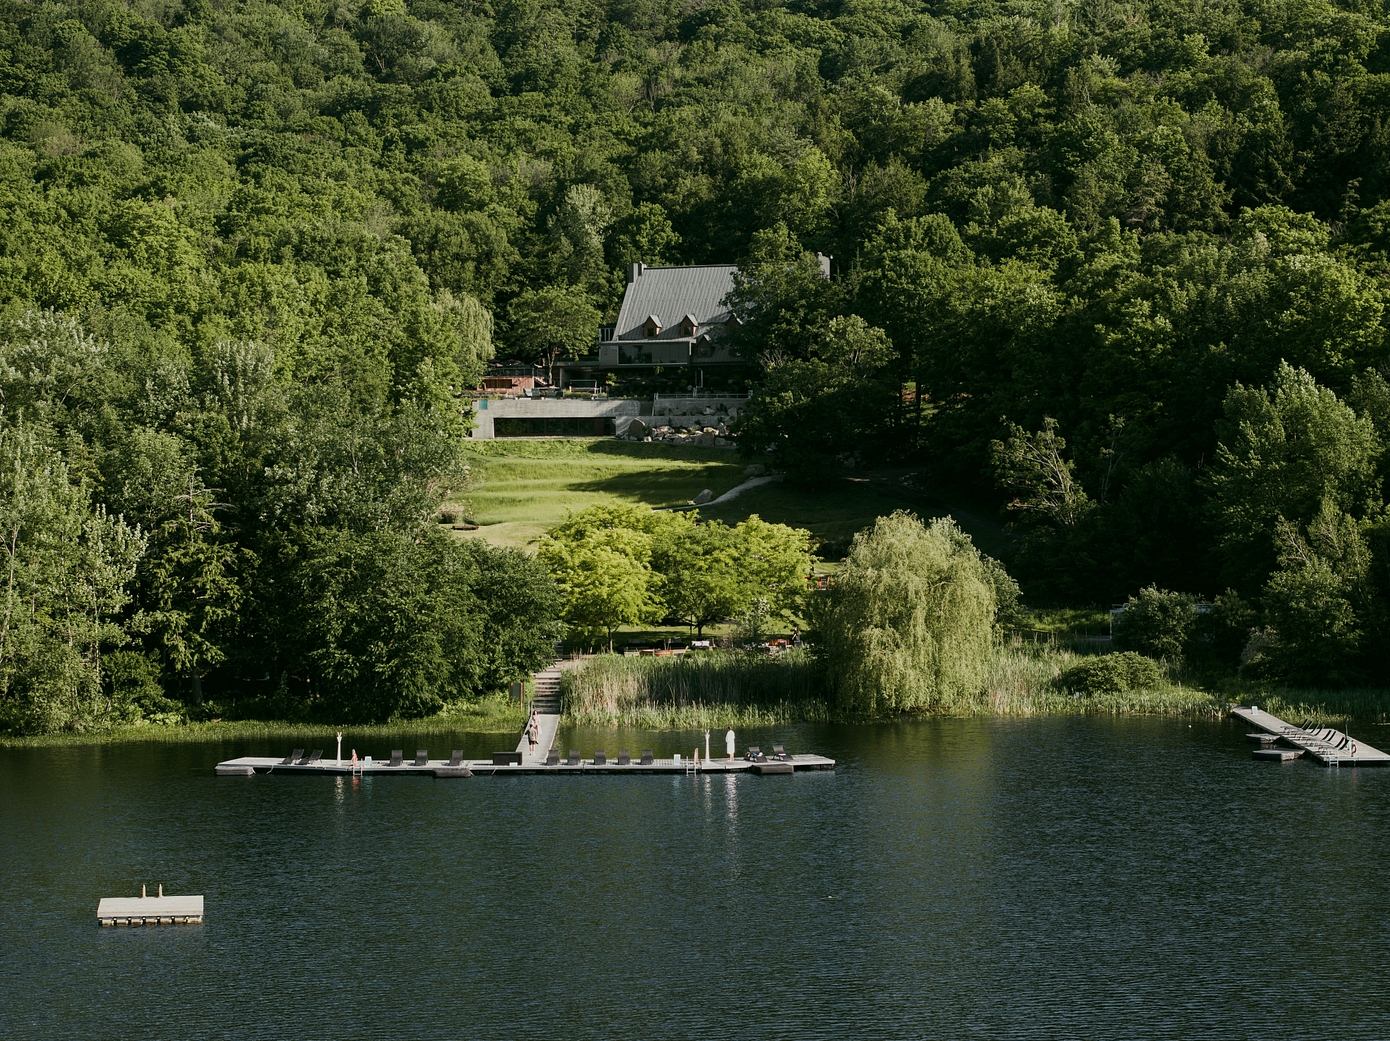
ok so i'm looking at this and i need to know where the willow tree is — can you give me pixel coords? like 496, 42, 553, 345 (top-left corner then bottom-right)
819, 512, 997, 714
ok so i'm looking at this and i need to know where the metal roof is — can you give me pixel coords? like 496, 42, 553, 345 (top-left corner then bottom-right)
611, 264, 737, 341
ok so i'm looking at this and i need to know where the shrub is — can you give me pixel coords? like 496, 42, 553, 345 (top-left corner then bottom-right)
1056, 652, 1164, 698
1113, 586, 1199, 665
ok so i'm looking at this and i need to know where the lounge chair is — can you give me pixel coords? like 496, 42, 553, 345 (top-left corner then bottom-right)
302, 750, 322, 765
639, 750, 654, 765
566, 750, 580, 766
545, 750, 560, 766
281, 748, 304, 766
745, 746, 766, 762
388, 749, 404, 767
447, 750, 464, 768
617, 751, 631, 766
593, 751, 607, 766
415, 749, 429, 767
772, 743, 790, 761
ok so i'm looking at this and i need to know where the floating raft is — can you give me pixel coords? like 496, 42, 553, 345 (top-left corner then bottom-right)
214, 754, 835, 777
1252, 747, 1304, 762
1232, 706, 1390, 767
98, 894, 203, 927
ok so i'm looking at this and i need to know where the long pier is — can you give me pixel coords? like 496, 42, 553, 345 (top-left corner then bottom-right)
1232, 706, 1390, 767
215, 753, 834, 777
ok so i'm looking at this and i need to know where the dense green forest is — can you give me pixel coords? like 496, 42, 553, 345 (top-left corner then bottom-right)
2, 0, 1390, 732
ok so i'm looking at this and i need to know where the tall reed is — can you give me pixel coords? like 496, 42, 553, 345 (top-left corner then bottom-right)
562, 649, 830, 727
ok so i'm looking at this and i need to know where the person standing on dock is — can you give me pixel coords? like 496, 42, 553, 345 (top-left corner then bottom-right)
725, 728, 735, 761
528, 711, 539, 754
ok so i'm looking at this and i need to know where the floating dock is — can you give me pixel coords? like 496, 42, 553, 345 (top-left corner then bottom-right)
98, 890, 203, 927
1232, 706, 1390, 767
214, 753, 835, 777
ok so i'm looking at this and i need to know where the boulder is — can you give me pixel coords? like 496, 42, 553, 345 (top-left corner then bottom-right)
692, 488, 715, 504
743, 463, 767, 477
627, 417, 650, 437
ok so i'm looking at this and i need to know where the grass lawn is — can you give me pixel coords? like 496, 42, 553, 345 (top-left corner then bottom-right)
702, 469, 1012, 561
452, 439, 1014, 564
452, 438, 750, 549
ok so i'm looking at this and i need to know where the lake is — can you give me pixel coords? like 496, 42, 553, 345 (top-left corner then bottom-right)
3, 717, 1389, 1039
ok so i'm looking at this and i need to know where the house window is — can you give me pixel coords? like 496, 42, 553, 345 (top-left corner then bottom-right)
644, 314, 663, 337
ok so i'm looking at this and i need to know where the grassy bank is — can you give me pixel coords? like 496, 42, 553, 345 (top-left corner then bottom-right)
0, 694, 525, 748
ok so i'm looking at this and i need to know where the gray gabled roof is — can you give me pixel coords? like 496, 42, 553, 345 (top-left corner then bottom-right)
611, 264, 738, 341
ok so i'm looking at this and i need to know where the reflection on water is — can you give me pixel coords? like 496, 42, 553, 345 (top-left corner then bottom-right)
3, 718, 1390, 1039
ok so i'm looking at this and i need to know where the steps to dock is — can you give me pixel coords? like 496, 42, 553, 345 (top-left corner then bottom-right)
516, 663, 563, 765
1232, 706, 1390, 767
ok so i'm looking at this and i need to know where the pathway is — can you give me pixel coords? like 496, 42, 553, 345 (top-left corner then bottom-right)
515, 662, 565, 765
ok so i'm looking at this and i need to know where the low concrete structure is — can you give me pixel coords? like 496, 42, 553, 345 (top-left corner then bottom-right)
471, 397, 642, 438
469, 395, 748, 439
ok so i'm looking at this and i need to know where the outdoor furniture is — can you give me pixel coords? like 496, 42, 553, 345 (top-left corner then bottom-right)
593, 751, 607, 766
301, 750, 322, 765
415, 749, 429, 767
447, 750, 464, 768
566, 750, 581, 766
491, 751, 522, 765
617, 751, 631, 766
772, 744, 790, 761
388, 750, 404, 767
281, 749, 303, 766
639, 750, 654, 765
545, 750, 560, 766
745, 746, 766, 762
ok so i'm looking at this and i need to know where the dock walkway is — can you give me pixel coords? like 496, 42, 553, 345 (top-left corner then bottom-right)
1232, 706, 1390, 767
215, 753, 835, 777
98, 894, 203, 926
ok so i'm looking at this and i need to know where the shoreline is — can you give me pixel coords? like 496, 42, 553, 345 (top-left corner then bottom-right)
6, 666, 1389, 748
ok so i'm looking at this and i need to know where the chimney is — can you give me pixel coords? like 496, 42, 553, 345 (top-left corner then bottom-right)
816, 252, 832, 279
627, 261, 646, 284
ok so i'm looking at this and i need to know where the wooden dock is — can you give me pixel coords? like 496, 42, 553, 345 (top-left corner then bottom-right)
1232, 706, 1390, 767
98, 891, 203, 927
214, 752, 835, 777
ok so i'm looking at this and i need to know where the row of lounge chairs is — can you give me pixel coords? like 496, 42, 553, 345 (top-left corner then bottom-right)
544, 750, 654, 766
277, 745, 797, 768
277, 749, 466, 767
744, 744, 792, 762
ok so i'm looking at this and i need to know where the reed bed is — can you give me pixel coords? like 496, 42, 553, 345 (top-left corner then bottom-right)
562, 649, 831, 727
563, 645, 1232, 725
979, 646, 1226, 718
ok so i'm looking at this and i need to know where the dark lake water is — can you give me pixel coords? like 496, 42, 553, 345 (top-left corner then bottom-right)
3, 717, 1390, 1039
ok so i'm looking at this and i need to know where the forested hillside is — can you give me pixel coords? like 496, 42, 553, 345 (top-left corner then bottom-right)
2, 0, 1390, 731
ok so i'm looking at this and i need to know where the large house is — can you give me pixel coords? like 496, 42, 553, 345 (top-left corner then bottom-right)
556, 255, 830, 390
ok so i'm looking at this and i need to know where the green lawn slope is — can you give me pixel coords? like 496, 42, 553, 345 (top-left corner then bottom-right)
454, 439, 1011, 561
